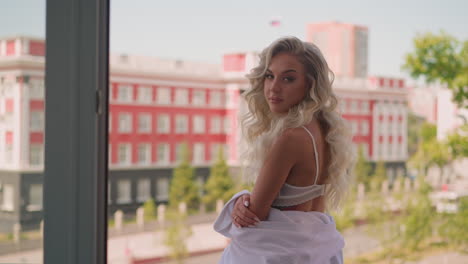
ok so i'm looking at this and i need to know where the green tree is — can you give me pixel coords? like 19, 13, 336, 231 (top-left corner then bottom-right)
408, 122, 439, 175
370, 160, 387, 192
164, 209, 192, 264
399, 180, 434, 252
143, 198, 156, 221
446, 125, 468, 159
420, 123, 437, 143
407, 112, 426, 157
354, 145, 372, 189
169, 143, 200, 211
203, 146, 236, 210
438, 197, 468, 249
403, 31, 468, 108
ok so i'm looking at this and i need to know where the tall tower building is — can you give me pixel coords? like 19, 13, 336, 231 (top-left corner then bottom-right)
306, 22, 368, 78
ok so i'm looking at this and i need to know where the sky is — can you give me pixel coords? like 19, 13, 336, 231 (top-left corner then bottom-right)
1, 0, 467, 79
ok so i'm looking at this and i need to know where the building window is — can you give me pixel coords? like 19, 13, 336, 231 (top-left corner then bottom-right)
116, 179, 132, 204
29, 144, 43, 166
156, 87, 171, 104
157, 114, 170, 134
157, 143, 170, 164
118, 113, 132, 133
361, 121, 369, 135
210, 116, 221, 134
30, 111, 44, 131
193, 115, 205, 134
156, 177, 169, 202
388, 120, 393, 134
27, 184, 43, 211
379, 121, 386, 135
378, 145, 384, 160
210, 91, 223, 107
175, 115, 188, 134
138, 113, 152, 133
138, 86, 152, 103
339, 100, 346, 113
223, 117, 231, 134
138, 144, 151, 165
351, 121, 358, 135
388, 143, 393, 159
30, 81, 45, 99
175, 143, 188, 163
117, 85, 132, 102
361, 101, 369, 114
211, 143, 227, 161
193, 90, 205, 106
136, 178, 151, 203
1, 184, 14, 211
175, 89, 188, 106
118, 143, 131, 165
350, 100, 358, 113
5, 144, 13, 165
193, 143, 205, 164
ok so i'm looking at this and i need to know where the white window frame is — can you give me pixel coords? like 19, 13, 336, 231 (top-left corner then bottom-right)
157, 143, 170, 165
136, 178, 151, 202
117, 84, 132, 103
210, 90, 223, 107
29, 144, 44, 166
175, 114, 188, 134
223, 116, 231, 134
137, 86, 152, 104
156, 177, 169, 201
138, 143, 151, 165
138, 113, 152, 133
193, 142, 205, 164
118, 113, 132, 133
30, 111, 45, 132
210, 116, 221, 134
116, 179, 132, 204
174, 88, 188, 106
193, 115, 205, 134
192, 90, 205, 106
118, 143, 131, 165
156, 87, 171, 105
157, 114, 170, 134
175, 143, 187, 163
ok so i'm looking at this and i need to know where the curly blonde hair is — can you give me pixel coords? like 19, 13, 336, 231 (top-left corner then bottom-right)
240, 36, 355, 211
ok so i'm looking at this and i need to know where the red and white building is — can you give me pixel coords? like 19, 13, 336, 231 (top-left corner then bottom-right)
0, 26, 409, 230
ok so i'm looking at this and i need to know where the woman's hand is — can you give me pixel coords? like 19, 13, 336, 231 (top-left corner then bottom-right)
231, 194, 260, 228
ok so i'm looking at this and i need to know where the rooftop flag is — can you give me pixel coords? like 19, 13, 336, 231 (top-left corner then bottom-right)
270, 17, 281, 27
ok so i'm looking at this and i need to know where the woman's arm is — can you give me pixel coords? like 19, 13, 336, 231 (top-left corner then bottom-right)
248, 130, 300, 220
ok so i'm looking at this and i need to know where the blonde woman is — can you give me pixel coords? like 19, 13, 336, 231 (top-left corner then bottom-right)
213, 36, 355, 264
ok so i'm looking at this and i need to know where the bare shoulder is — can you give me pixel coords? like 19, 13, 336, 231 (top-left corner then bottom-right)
273, 127, 311, 155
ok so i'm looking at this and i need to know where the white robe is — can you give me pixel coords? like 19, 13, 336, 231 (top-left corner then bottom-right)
213, 191, 344, 264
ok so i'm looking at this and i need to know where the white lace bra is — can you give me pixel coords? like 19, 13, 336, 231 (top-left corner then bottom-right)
271, 126, 325, 208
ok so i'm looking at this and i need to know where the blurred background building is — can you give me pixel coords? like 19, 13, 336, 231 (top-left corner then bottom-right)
0, 22, 411, 231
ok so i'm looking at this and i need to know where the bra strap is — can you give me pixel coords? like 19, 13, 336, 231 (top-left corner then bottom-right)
301, 126, 320, 185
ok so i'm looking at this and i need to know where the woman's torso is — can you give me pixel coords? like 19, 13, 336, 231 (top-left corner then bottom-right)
278, 118, 329, 212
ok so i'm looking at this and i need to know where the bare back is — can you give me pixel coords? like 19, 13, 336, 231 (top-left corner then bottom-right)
282, 118, 329, 212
